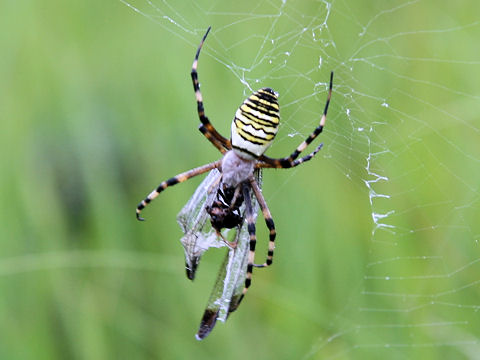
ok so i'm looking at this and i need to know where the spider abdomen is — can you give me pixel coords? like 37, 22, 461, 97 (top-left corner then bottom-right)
231, 88, 280, 158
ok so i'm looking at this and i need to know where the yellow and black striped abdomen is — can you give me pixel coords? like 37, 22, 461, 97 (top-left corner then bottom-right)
231, 88, 280, 158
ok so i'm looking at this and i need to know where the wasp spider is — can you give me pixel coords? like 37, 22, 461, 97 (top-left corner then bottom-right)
136, 26, 333, 304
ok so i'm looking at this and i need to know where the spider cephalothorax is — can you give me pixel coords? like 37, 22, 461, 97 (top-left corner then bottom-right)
136, 25, 333, 305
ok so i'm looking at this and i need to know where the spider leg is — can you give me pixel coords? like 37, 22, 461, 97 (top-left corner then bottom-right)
191, 26, 232, 153
256, 142, 324, 169
136, 160, 221, 221
198, 124, 228, 154
259, 71, 333, 168
238, 183, 257, 304
249, 176, 275, 267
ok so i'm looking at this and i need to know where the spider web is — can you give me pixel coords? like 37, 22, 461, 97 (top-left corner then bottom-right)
120, 0, 480, 357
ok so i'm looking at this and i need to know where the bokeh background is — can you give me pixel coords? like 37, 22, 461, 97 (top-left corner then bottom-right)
1, 0, 480, 359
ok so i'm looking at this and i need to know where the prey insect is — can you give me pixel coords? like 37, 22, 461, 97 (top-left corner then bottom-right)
135, 26, 333, 339
177, 167, 261, 339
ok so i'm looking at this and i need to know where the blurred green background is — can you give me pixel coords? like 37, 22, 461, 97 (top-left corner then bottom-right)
1, 0, 480, 359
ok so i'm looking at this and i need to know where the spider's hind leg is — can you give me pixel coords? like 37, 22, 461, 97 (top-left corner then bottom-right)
249, 177, 276, 268
237, 183, 258, 304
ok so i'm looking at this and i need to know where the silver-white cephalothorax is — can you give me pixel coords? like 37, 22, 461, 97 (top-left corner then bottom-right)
221, 150, 254, 188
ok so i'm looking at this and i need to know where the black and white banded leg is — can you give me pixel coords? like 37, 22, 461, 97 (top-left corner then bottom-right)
257, 143, 324, 169
238, 183, 258, 304
136, 160, 221, 221
249, 176, 276, 268
259, 71, 333, 169
191, 26, 231, 154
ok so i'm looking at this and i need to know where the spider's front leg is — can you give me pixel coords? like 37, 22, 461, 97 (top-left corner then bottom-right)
191, 26, 232, 153
259, 71, 333, 169
257, 143, 324, 169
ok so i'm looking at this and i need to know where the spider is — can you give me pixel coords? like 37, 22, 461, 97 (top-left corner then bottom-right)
136, 26, 333, 303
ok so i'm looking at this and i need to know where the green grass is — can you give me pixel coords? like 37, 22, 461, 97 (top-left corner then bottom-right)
1, 0, 480, 359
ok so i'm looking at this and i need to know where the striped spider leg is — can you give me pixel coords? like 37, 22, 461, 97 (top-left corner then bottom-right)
136, 161, 221, 221
248, 175, 275, 268
191, 26, 231, 154
259, 71, 333, 169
